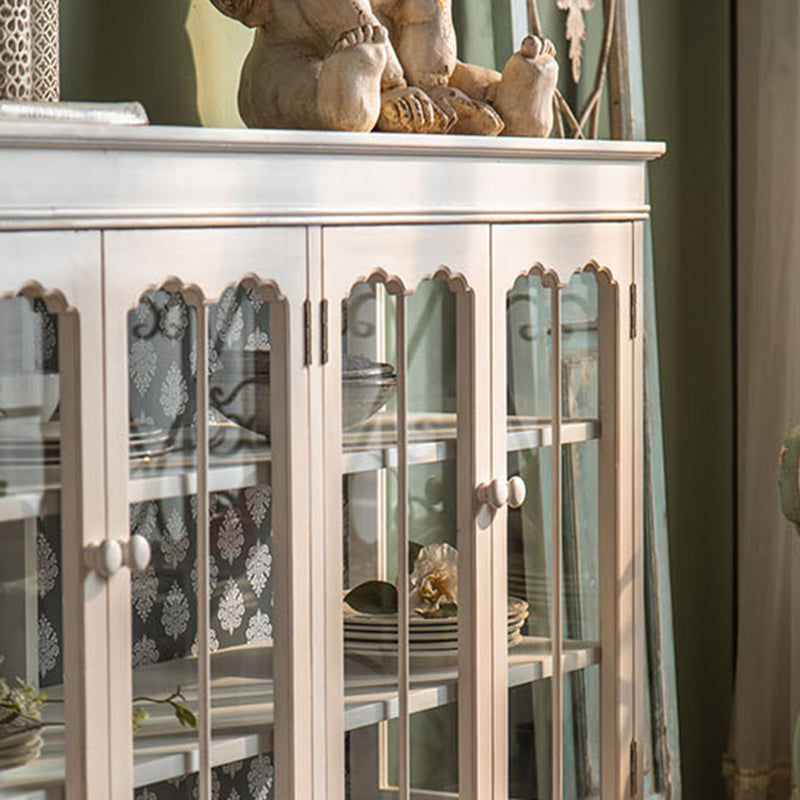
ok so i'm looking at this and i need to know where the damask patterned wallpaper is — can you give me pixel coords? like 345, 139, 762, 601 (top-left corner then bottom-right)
29, 286, 277, 799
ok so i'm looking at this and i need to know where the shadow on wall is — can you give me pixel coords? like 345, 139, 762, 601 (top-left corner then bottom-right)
63, 0, 201, 125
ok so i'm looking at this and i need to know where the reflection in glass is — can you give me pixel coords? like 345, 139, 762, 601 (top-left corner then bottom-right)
561, 274, 600, 799
0, 297, 64, 791
343, 277, 460, 798
507, 274, 554, 799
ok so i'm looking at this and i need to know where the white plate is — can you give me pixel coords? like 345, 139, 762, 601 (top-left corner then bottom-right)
0, 729, 41, 750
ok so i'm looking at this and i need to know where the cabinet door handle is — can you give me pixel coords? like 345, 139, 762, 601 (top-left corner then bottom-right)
84, 534, 152, 578
476, 476, 527, 510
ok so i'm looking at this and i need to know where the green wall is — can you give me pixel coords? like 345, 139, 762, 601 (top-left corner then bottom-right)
58, 2, 736, 796
641, 1, 734, 798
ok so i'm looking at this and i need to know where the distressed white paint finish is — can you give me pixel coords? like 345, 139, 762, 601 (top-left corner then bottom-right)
0, 231, 109, 799
101, 227, 311, 800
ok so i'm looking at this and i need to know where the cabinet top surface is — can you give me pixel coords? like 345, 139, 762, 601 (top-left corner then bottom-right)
0, 122, 665, 161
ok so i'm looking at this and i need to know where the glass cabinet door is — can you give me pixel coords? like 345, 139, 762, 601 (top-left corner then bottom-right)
0, 232, 109, 798
494, 224, 638, 800
322, 226, 493, 800
104, 228, 311, 800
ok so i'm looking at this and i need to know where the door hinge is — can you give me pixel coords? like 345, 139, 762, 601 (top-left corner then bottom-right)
321, 299, 329, 365
303, 299, 312, 366
630, 739, 639, 795
630, 283, 638, 339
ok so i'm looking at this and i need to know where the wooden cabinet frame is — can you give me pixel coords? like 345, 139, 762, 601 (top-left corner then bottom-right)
0, 127, 662, 800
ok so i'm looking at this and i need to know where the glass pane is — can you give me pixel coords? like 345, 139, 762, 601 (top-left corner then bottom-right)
0, 297, 64, 792
128, 290, 200, 792
561, 273, 600, 800
507, 273, 554, 799
343, 277, 460, 797
343, 280, 399, 799
208, 286, 275, 795
407, 279, 458, 795
130, 285, 277, 798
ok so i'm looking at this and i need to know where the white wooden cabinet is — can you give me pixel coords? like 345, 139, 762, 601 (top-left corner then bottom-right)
0, 125, 662, 800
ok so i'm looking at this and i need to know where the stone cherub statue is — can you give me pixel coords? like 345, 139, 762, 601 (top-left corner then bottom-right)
209, 0, 559, 136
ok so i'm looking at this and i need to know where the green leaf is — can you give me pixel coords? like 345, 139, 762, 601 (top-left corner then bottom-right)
172, 702, 197, 729
408, 540, 424, 573
132, 707, 149, 732
344, 580, 398, 614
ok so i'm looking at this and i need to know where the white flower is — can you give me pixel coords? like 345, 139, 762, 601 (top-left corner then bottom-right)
408, 543, 458, 616
132, 635, 160, 668
218, 509, 244, 565
136, 788, 158, 800
247, 754, 274, 800
245, 610, 273, 644
162, 582, 190, 640
37, 531, 58, 598
218, 578, 245, 634
246, 540, 272, 598
38, 614, 59, 679
132, 566, 159, 622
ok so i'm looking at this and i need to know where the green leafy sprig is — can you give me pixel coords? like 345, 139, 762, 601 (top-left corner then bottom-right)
132, 687, 197, 733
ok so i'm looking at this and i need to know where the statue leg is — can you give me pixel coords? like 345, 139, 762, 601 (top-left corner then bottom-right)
489, 36, 559, 137
238, 27, 388, 131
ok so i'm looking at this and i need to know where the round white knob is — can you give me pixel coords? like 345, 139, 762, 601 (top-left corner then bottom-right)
507, 476, 527, 509
123, 534, 152, 573
84, 535, 152, 578
477, 478, 509, 510
83, 540, 124, 578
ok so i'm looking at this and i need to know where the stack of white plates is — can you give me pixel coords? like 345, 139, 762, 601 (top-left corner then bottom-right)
0, 422, 171, 469
343, 597, 529, 656
128, 426, 172, 463
0, 721, 43, 771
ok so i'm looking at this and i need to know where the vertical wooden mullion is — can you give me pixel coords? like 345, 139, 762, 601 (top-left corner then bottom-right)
396, 292, 410, 800
58, 242, 110, 798
103, 238, 135, 800
550, 284, 564, 800
458, 230, 492, 800
195, 302, 212, 800
321, 240, 346, 800
272, 286, 313, 800
489, 226, 509, 800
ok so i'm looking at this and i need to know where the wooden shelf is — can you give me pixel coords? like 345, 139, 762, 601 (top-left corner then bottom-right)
0, 417, 599, 520
0, 638, 599, 796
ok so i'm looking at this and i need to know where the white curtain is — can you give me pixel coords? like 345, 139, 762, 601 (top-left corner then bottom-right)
727, 1, 800, 798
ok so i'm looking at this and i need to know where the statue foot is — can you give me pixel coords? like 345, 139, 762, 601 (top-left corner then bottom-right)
490, 35, 559, 137
427, 86, 504, 136
317, 24, 389, 132
377, 86, 453, 133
